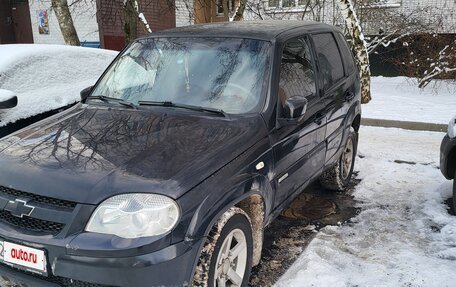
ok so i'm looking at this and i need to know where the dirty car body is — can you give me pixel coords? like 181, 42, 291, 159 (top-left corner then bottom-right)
0, 21, 361, 286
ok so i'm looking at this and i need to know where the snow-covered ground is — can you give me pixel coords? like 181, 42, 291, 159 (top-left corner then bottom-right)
364, 77, 456, 124
0, 44, 118, 127
276, 126, 454, 287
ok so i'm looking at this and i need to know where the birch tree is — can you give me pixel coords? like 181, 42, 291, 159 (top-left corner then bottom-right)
51, 0, 80, 46
123, 0, 153, 44
336, 0, 371, 104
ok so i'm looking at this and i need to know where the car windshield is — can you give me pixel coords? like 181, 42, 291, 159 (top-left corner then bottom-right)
90, 37, 271, 114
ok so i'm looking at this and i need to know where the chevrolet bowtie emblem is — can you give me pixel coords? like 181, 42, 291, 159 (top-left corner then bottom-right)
5, 199, 35, 218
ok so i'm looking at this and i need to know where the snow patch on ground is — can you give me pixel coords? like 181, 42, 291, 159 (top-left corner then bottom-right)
0, 44, 117, 126
276, 126, 456, 287
364, 76, 456, 124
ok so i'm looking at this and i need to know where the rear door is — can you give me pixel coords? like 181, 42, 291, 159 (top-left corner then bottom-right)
271, 36, 327, 208
311, 32, 351, 164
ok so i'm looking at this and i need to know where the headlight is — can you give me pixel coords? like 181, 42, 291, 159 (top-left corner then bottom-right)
449, 116, 456, 139
86, 193, 180, 239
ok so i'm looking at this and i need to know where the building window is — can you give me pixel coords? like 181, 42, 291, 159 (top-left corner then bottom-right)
268, 0, 312, 9
366, 0, 402, 8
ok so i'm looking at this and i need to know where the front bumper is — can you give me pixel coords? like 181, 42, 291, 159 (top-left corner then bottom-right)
440, 135, 456, 180
0, 236, 203, 287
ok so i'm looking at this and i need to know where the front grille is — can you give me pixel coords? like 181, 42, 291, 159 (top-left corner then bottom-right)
0, 210, 64, 234
0, 185, 77, 209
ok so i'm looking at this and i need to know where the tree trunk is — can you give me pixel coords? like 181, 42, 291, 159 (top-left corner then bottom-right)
124, 0, 138, 44
51, 0, 80, 46
336, 0, 371, 104
223, 0, 229, 21
234, 0, 247, 21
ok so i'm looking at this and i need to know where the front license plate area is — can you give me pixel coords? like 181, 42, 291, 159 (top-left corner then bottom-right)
0, 241, 47, 276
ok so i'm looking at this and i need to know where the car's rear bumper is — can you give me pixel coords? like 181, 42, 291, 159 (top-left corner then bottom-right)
0, 238, 202, 287
440, 134, 456, 180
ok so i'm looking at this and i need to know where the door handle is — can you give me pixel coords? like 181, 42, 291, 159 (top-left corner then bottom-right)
314, 113, 325, 125
345, 92, 355, 102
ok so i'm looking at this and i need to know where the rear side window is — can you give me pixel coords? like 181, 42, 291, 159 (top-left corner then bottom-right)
336, 32, 356, 75
312, 33, 344, 90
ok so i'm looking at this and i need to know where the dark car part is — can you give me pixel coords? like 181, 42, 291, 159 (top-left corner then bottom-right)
320, 128, 358, 191
440, 135, 456, 180
0, 95, 17, 109
193, 207, 253, 287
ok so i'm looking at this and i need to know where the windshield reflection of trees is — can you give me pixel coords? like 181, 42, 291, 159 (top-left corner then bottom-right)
94, 38, 270, 113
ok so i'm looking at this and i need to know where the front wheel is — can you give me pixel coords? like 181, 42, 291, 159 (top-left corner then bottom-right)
193, 207, 253, 287
320, 128, 358, 191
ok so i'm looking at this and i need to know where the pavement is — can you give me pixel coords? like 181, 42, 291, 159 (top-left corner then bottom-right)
361, 118, 447, 132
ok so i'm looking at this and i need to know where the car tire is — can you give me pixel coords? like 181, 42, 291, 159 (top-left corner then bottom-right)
193, 207, 253, 287
319, 128, 357, 191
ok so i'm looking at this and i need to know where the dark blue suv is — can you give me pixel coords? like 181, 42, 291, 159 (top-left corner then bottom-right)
0, 21, 361, 286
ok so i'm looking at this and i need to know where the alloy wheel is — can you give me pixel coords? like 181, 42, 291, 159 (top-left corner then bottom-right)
214, 228, 248, 287
341, 137, 354, 180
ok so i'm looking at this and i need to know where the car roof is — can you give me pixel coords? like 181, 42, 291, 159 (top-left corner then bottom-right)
147, 20, 337, 41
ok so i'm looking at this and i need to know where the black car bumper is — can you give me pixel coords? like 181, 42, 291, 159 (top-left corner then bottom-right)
0, 237, 202, 287
440, 135, 456, 180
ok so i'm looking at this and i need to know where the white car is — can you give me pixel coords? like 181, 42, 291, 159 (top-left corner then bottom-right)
0, 44, 117, 137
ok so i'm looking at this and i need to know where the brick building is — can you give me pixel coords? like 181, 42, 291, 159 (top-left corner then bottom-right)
0, 0, 99, 45
0, 0, 177, 50
96, 0, 176, 51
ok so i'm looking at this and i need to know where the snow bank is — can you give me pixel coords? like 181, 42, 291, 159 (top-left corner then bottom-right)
276, 126, 456, 287
0, 44, 118, 126
364, 76, 456, 124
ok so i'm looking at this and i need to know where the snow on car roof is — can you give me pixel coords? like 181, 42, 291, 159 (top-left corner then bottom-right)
0, 44, 118, 127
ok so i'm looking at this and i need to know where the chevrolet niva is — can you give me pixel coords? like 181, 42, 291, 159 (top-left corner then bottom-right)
0, 21, 361, 287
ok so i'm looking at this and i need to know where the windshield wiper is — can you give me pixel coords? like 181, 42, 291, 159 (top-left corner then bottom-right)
137, 101, 228, 117
87, 95, 137, 109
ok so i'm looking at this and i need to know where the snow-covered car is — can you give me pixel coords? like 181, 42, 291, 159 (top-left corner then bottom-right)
0, 44, 117, 137
441, 115, 456, 209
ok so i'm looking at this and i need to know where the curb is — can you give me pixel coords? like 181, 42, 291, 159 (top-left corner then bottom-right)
361, 118, 447, 133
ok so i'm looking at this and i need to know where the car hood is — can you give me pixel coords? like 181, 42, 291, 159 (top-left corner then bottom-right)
0, 104, 267, 204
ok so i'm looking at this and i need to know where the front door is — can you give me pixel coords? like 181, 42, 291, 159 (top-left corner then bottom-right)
11, 0, 33, 43
0, 0, 16, 44
271, 36, 327, 208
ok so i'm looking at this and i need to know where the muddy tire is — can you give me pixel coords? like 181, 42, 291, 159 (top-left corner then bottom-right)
193, 207, 253, 287
320, 128, 357, 191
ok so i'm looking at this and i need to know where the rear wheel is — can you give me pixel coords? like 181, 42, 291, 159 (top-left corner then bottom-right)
320, 128, 357, 191
193, 207, 253, 287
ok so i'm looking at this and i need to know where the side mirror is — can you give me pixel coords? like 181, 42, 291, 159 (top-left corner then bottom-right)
80, 86, 93, 103
0, 89, 18, 109
283, 96, 308, 119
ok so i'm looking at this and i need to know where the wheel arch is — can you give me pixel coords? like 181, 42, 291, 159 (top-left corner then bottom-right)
352, 113, 361, 132
446, 147, 456, 179
186, 174, 272, 273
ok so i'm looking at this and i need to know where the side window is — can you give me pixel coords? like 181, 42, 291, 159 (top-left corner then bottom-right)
312, 33, 344, 91
278, 37, 316, 109
335, 32, 356, 75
